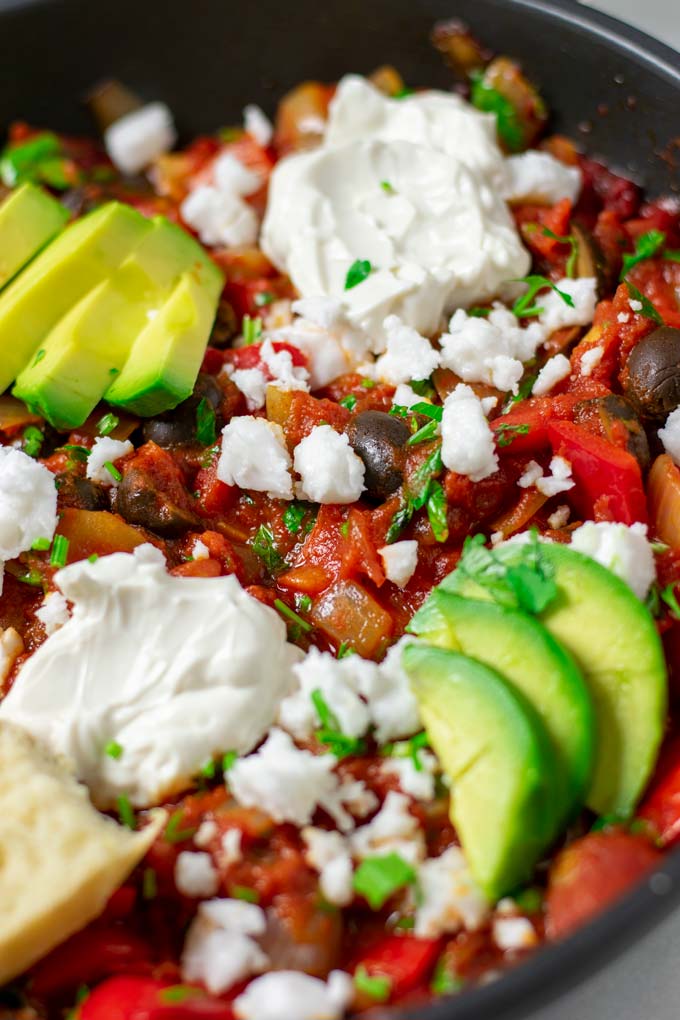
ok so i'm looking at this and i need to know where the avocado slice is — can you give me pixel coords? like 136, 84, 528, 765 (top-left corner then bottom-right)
402, 643, 561, 899
13, 218, 215, 428
105, 258, 224, 417
442, 542, 667, 817
408, 592, 595, 827
0, 184, 68, 291
0, 202, 151, 395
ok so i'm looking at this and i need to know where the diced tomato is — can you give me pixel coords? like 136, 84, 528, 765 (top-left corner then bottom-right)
223, 340, 308, 375
545, 830, 661, 939
548, 420, 647, 525
283, 391, 350, 448
349, 935, 441, 1003
639, 735, 680, 847
31, 927, 152, 998
339, 509, 386, 588
222, 278, 294, 321
79, 975, 236, 1020
195, 459, 238, 516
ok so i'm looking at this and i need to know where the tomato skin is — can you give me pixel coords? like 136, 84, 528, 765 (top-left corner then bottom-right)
639, 735, 680, 847
30, 927, 152, 999
545, 830, 661, 940
348, 934, 442, 1003
79, 975, 236, 1020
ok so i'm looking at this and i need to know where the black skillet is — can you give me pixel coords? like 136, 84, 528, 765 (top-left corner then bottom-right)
0, 0, 679, 1017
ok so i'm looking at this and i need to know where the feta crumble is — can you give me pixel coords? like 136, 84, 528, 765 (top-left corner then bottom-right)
531, 354, 571, 396
234, 970, 353, 1020
302, 827, 354, 906
0, 447, 57, 562
379, 540, 418, 587
35, 591, 70, 636
218, 417, 293, 499
372, 315, 440, 385
518, 460, 544, 489
278, 647, 371, 742
213, 152, 262, 197
174, 851, 220, 898
413, 847, 489, 938
220, 828, 243, 867
294, 425, 365, 504
570, 520, 655, 599
493, 915, 538, 951
86, 437, 133, 486
382, 750, 438, 801
503, 151, 582, 205
104, 102, 176, 175
439, 305, 544, 394
182, 898, 268, 995
392, 383, 423, 410
259, 338, 309, 392
244, 104, 274, 147
356, 637, 421, 744
192, 539, 210, 561
538, 277, 597, 334
193, 819, 218, 848
580, 345, 604, 377
349, 791, 426, 866
547, 504, 570, 530
441, 384, 499, 482
181, 186, 259, 248
226, 366, 269, 411
536, 456, 574, 497
659, 407, 680, 466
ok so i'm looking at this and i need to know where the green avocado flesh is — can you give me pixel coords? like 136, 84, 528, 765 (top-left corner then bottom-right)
105, 260, 224, 416
408, 591, 596, 827
0, 202, 151, 395
0, 184, 68, 291
13, 217, 215, 428
441, 543, 667, 817
402, 643, 561, 899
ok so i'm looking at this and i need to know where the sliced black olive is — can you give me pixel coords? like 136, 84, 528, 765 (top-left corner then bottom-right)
571, 224, 615, 295
625, 326, 680, 422
115, 466, 200, 536
54, 473, 110, 511
208, 298, 238, 348
347, 410, 410, 502
141, 373, 223, 447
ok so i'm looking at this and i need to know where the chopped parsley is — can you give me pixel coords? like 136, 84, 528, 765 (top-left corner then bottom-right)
251, 524, 287, 573
407, 419, 439, 446
380, 180, 395, 194
389, 404, 409, 418
116, 794, 136, 830
242, 314, 263, 345
229, 884, 260, 903
620, 228, 666, 280
49, 534, 69, 569
31, 536, 51, 552
470, 72, 525, 152
542, 227, 580, 278
274, 597, 313, 634
311, 688, 365, 759
426, 480, 449, 543
624, 280, 663, 325
96, 412, 120, 436
22, 425, 44, 458
195, 398, 217, 446
444, 531, 558, 615
282, 502, 308, 534
345, 259, 372, 290
352, 852, 416, 909
297, 594, 313, 614
386, 444, 444, 543
222, 750, 238, 772
104, 461, 122, 483
105, 740, 123, 760
495, 422, 531, 447
354, 965, 392, 1003
661, 583, 680, 620
511, 275, 574, 319
339, 394, 357, 411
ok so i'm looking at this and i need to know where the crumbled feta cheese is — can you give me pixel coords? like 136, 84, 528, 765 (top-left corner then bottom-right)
0, 627, 23, 689
294, 425, 365, 504
356, 637, 421, 744
493, 916, 538, 951
218, 417, 293, 499
182, 898, 268, 995
234, 970, 353, 1020
580, 345, 604, 377
0, 447, 57, 562
536, 456, 574, 497
35, 592, 70, 636
225, 366, 268, 411
244, 104, 274, 147
220, 828, 243, 866
441, 384, 499, 482
392, 383, 422, 410
181, 186, 259, 248
350, 791, 425, 866
381, 750, 438, 801
174, 851, 220, 898
194, 819, 218, 848
491, 530, 504, 546
302, 827, 354, 906
278, 647, 371, 741
259, 338, 309, 392
629, 298, 643, 313
617, 311, 631, 324
439, 306, 545, 394
292, 296, 345, 332
659, 407, 680, 466
531, 354, 571, 396
538, 277, 597, 334
104, 102, 176, 175
86, 437, 133, 487
503, 151, 582, 205
213, 152, 262, 197
274, 321, 349, 390
372, 315, 440, 384
547, 504, 570, 530
192, 539, 210, 561
336, 777, 379, 820
570, 520, 655, 599
379, 540, 418, 588
518, 460, 544, 489
413, 847, 489, 938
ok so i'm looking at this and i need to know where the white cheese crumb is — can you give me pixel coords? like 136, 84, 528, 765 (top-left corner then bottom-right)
538, 277, 597, 334
547, 504, 570, 530
35, 591, 70, 636
659, 407, 680, 466
503, 151, 582, 205
218, 417, 293, 499
302, 827, 354, 906
518, 460, 544, 489
617, 311, 631, 324
356, 637, 421, 744
372, 315, 440, 384
104, 102, 176, 175
174, 851, 220, 898
194, 819, 218, 848
259, 338, 309, 392
213, 152, 262, 197
629, 298, 643, 313
493, 915, 538, 951
0, 627, 23, 689
224, 366, 268, 411
294, 425, 365, 504
182, 898, 268, 995
192, 539, 210, 561
413, 847, 489, 938
393, 383, 423, 410
181, 186, 259, 248
536, 456, 574, 497
381, 749, 438, 801
278, 647, 371, 742
580, 345, 604, 377
532, 354, 571, 396
220, 828, 243, 867
350, 791, 425, 866
570, 520, 655, 599
379, 540, 418, 587
234, 970, 353, 1020
244, 104, 274, 147
440, 306, 544, 394
86, 437, 133, 487
441, 383, 499, 482
0, 447, 57, 562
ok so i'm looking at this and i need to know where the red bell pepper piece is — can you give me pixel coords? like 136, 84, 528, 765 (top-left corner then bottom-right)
31, 927, 152, 999
80, 975, 236, 1020
350, 934, 441, 1000
639, 735, 680, 847
547, 420, 647, 525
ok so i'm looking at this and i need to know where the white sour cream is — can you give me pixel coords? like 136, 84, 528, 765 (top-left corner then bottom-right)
0, 545, 301, 808
261, 75, 530, 344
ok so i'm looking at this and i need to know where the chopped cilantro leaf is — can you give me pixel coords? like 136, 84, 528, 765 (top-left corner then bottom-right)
345, 259, 372, 290
380, 180, 395, 194
470, 72, 524, 152
251, 524, 287, 573
426, 480, 449, 543
496, 422, 531, 447
511, 275, 575, 319
105, 740, 123, 760
411, 402, 443, 422
195, 398, 217, 446
624, 281, 663, 325
142, 867, 157, 900
620, 229, 666, 280
389, 404, 409, 418
354, 965, 392, 1002
353, 853, 416, 909
282, 502, 307, 533
339, 394, 357, 410
542, 227, 580, 278
22, 425, 44, 458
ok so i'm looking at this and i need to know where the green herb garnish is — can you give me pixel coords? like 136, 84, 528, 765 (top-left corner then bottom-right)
49, 534, 69, 568
97, 413, 120, 436
339, 394, 357, 411
426, 481, 449, 543
31, 536, 51, 552
624, 281, 663, 325
620, 229, 666, 280
251, 524, 287, 573
229, 885, 260, 903
164, 810, 197, 844
104, 461, 122, 483
22, 425, 44, 458
222, 750, 238, 772
495, 422, 531, 447
661, 583, 680, 620
354, 965, 392, 1002
196, 398, 217, 446
511, 275, 574, 319
242, 314, 263, 345
117, 794, 136, 830
274, 597, 313, 633
282, 502, 307, 534
542, 227, 580, 278
105, 740, 123, 760
254, 290, 275, 307
345, 259, 372, 290
352, 853, 416, 909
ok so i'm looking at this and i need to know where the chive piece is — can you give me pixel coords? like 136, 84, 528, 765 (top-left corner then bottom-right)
311, 688, 338, 730
230, 884, 260, 903
354, 965, 392, 1003
242, 314, 263, 345
104, 461, 122, 483
254, 290, 275, 307
337, 641, 355, 659
222, 750, 238, 772
407, 419, 439, 446
117, 794, 136, 830
49, 535, 69, 568
274, 597, 313, 633
142, 867, 157, 900
282, 502, 307, 534
353, 853, 416, 909
105, 740, 123, 760
31, 536, 51, 551
196, 398, 217, 446
60, 444, 91, 462
316, 730, 366, 759
22, 425, 44, 458
345, 259, 372, 290
97, 412, 120, 436
360, 377, 376, 389
164, 810, 198, 844
339, 394, 357, 411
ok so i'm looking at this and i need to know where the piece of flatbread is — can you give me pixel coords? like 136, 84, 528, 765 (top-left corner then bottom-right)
0, 720, 162, 984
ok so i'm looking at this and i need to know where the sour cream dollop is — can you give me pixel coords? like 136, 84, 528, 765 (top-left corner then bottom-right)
0, 545, 301, 808
261, 75, 530, 343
